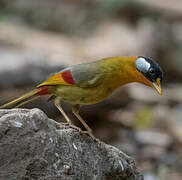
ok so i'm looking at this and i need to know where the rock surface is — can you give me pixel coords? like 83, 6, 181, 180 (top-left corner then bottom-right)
0, 108, 143, 180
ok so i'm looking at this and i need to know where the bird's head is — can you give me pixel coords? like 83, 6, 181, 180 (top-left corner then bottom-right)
135, 56, 163, 95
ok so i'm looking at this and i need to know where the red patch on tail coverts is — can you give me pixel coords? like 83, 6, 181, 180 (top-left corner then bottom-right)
37, 86, 50, 95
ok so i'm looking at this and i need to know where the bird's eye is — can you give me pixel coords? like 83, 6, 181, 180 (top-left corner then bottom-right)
149, 68, 155, 74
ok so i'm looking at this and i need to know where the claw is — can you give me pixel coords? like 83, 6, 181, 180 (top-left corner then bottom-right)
82, 130, 95, 139
69, 124, 82, 132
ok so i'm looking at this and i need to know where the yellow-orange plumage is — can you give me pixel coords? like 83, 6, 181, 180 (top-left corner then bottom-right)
0, 56, 163, 135
38, 71, 74, 87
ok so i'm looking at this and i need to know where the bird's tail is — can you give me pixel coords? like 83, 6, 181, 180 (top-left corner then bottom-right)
0, 86, 50, 109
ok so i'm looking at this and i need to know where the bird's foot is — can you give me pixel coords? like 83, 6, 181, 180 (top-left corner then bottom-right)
69, 124, 82, 132
60, 122, 70, 126
60, 122, 94, 138
82, 130, 95, 139
60, 122, 82, 131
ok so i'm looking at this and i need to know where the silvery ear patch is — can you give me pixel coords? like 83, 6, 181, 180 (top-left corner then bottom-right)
136, 57, 151, 73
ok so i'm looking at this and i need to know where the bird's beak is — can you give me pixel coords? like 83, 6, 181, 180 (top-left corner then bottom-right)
152, 78, 162, 95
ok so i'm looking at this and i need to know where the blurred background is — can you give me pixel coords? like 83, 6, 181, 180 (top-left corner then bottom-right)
0, 0, 182, 179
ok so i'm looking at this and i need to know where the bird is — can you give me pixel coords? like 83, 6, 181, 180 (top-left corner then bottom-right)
0, 56, 163, 135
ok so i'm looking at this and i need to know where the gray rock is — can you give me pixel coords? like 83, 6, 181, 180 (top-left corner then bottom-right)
0, 108, 143, 180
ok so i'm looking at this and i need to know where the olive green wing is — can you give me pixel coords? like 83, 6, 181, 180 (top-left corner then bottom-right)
38, 61, 104, 88
71, 61, 104, 88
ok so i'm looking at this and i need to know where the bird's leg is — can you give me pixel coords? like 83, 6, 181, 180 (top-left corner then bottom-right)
72, 104, 93, 136
54, 98, 81, 131
54, 98, 72, 124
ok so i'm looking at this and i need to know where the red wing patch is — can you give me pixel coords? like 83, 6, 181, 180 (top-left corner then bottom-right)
61, 70, 75, 85
37, 69, 75, 87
